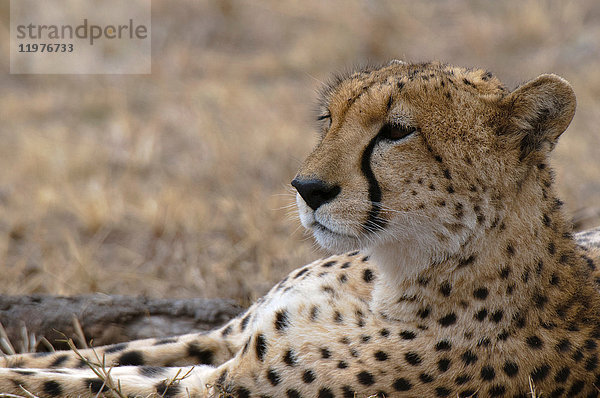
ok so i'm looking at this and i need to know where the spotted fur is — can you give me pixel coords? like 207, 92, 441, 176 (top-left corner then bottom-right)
1, 61, 600, 398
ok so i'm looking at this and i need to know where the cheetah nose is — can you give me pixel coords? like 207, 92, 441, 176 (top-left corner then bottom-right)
291, 177, 341, 211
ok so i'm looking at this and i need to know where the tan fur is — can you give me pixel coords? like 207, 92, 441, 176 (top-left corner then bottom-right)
1, 62, 600, 398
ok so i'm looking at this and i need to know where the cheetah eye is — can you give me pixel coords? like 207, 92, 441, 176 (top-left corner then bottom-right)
317, 113, 332, 129
379, 123, 418, 142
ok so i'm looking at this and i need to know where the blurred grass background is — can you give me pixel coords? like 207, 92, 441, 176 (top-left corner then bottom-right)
0, 0, 598, 305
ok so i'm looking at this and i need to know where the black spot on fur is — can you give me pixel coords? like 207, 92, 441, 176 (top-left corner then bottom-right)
357, 370, 375, 385
104, 342, 128, 353
154, 337, 177, 345
43, 380, 63, 396
49, 354, 69, 368
489, 385, 506, 397
405, 351, 422, 366
400, 330, 416, 340
139, 366, 166, 377
436, 386, 451, 397
438, 313, 457, 327
497, 329, 510, 341
586, 354, 598, 371
473, 287, 488, 300
156, 381, 182, 398
533, 293, 548, 309
438, 357, 451, 372
255, 334, 267, 361
283, 349, 297, 366
435, 340, 452, 351
310, 305, 319, 321
458, 255, 475, 267
543, 213, 551, 227
506, 244, 515, 256
302, 369, 316, 383
321, 285, 334, 295
321, 347, 331, 358
118, 350, 145, 366
475, 308, 488, 321
286, 389, 302, 398
275, 309, 290, 331
318, 388, 334, 398
187, 342, 214, 365
555, 366, 570, 383
363, 268, 375, 282
491, 310, 504, 323
85, 378, 109, 393
342, 386, 355, 398
526, 335, 543, 349
420, 373, 435, 383
506, 284, 515, 295
503, 361, 519, 377
375, 350, 388, 361
240, 313, 251, 331
393, 378, 412, 391
455, 374, 471, 385
235, 386, 252, 398
461, 350, 478, 365
568, 380, 584, 396
221, 325, 233, 337
334, 311, 344, 323
585, 339, 598, 351
267, 368, 281, 386
439, 281, 452, 297
33, 351, 51, 357
481, 366, 496, 381
417, 306, 431, 319
294, 267, 309, 279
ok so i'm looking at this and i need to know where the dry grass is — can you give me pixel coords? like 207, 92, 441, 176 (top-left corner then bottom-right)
0, 0, 599, 305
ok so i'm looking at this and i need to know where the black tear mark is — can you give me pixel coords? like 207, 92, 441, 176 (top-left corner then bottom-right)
360, 135, 387, 232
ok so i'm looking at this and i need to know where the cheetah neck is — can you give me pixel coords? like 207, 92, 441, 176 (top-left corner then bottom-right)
368, 173, 599, 334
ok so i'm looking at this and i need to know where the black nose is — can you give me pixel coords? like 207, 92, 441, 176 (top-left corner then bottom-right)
291, 177, 341, 211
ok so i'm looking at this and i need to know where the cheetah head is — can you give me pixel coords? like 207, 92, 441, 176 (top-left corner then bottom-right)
292, 61, 576, 277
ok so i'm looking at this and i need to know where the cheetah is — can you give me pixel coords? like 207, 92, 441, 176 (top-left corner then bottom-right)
1, 61, 600, 398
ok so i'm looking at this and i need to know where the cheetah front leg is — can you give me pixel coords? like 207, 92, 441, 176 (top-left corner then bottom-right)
1, 304, 258, 370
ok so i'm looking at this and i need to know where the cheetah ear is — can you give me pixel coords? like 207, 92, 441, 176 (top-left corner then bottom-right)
499, 74, 576, 161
